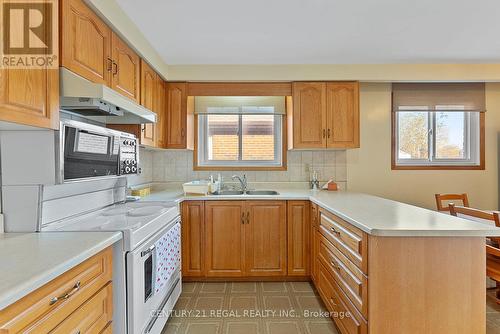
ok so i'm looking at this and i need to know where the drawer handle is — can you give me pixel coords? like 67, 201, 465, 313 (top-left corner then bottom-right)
330, 298, 337, 306
49, 281, 81, 305
330, 226, 341, 237
330, 259, 341, 271
241, 212, 245, 224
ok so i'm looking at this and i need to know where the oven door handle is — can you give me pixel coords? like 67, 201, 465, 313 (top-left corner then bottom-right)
141, 244, 155, 257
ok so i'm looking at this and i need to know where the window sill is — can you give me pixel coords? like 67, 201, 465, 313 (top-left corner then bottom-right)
193, 165, 287, 171
391, 164, 485, 171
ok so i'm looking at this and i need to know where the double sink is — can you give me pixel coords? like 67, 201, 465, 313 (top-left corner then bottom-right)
211, 190, 280, 196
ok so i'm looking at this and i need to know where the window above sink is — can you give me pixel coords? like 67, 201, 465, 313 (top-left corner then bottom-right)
195, 96, 286, 171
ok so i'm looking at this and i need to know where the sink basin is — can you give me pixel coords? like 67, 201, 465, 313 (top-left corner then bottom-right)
245, 190, 280, 195
211, 190, 245, 195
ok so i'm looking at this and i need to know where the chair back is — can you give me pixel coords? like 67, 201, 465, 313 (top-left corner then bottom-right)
435, 193, 470, 212
449, 204, 500, 246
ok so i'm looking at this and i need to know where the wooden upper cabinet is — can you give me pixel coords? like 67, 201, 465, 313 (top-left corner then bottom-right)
60, 0, 112, 85
111, 33, 140, 103
181, 201, 205, 277
287, 201, 310, 276
205, 201, 245, 277
156, 79, 167, 148
291, 82, 327, 148
140, 59, 157, 147
165, 82, 188, 149
326, 82, 360, 148
0, 68, 59, 129
290, 81, 359, 149
245, 201, 287, 276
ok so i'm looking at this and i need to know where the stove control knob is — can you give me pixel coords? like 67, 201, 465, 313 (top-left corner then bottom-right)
131, 166, 137, 173
131, 160, 136, 166
125, 159, 131, 165
123, 139, 129, 145
125, 166, 131, 173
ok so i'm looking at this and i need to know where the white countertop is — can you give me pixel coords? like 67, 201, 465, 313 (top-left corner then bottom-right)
142, 187, 500, 237
0, 231, 122, 310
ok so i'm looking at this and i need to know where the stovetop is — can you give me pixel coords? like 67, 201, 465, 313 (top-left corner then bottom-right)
43, 201, 180, 250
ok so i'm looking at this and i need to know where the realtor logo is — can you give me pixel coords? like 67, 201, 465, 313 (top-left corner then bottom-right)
1, 0, 58, 68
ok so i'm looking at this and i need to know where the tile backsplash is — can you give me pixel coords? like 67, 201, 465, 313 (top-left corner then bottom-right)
130, 149, 347, 189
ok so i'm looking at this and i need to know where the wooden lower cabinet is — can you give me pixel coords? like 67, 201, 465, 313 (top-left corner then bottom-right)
245, 201, 287, 276
183, 200, 293, 278
205, 201, 246, 277
0, 247, 113, 334
181, 201, 205, 277
287, 201, 310, 276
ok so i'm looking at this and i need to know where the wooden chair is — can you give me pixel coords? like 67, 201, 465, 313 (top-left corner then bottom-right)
435, 193, 470, 212
449, 204, 500, 303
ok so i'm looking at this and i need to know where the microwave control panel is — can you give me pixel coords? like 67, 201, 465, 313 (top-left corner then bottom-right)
119, 137, 139, 175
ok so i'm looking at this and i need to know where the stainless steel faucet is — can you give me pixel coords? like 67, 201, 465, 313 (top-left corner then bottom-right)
232, 174, 248, 192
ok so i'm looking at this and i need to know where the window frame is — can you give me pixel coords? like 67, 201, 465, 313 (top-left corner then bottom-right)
194, 114, 287, 171
391, 111, 485, 170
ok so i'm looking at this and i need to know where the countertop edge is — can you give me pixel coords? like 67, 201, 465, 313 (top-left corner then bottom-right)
0, 232, 122, 311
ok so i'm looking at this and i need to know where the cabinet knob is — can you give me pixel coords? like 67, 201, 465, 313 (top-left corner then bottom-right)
241, 212, 245, 224
327, 129, 331, 138
322, 129, 326, 138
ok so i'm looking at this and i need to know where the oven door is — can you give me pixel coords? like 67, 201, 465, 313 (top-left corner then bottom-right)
126, 218, 182, 334
62, 124, 120, 181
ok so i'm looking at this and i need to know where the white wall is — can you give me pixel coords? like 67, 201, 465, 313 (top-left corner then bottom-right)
347, 83, 500, 210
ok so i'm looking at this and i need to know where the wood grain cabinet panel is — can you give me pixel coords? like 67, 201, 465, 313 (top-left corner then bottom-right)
205, 201, 246, 277
245, 201, 287, 276
139, 59, 157, 147
326, 82, 360, 148
310, 203, 319, 283
0, 248, 112, 334
318, 262, 367, 334
318, 207, 368, 274
155, 79, 167, 148
60, 0, 112, 85
181, 201, 205, 277
0, 68, 59, 130
111, 33, 140, 103
291, 82, 327, 148
287, 201, 310, 276
290, 81, 359, 149
165, 82, 188, 149
50, 283, 112, 334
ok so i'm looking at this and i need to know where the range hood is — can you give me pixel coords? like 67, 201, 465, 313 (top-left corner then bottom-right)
60, 68, 156, 124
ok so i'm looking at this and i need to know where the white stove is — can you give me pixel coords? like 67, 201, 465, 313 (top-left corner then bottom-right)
45, 201, 179, 251
42, 190, 182, 334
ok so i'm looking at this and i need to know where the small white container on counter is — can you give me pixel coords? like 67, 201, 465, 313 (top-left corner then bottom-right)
182, 180, 217, 195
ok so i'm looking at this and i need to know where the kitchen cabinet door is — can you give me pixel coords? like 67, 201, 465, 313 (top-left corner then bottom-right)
60, 0, 112, 85
181, 201, 205, 277
326, 82, 360, 148
111, 33, 140, 103
139, 59, 157, 147
311, 203, 319, 283
165, 82, 187, 149
205, 201, 245, 277
155, 79, 167, 148
244, 201, 287, 276
287, 201, 310, 276
291, 82, 327, 148
0, 68, 59, 130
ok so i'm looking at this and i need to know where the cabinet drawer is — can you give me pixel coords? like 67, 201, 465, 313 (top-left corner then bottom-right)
317, 262, 367, 334
51, 284, 112, 334
0, 248, 112, 334
318, 235, 368, 319
319, 207, 367, 273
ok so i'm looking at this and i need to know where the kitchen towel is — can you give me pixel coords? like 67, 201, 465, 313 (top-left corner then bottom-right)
155, 222, 181, 294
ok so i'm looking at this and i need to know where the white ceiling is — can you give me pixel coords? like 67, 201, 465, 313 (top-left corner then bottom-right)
116, 0, 500, 65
